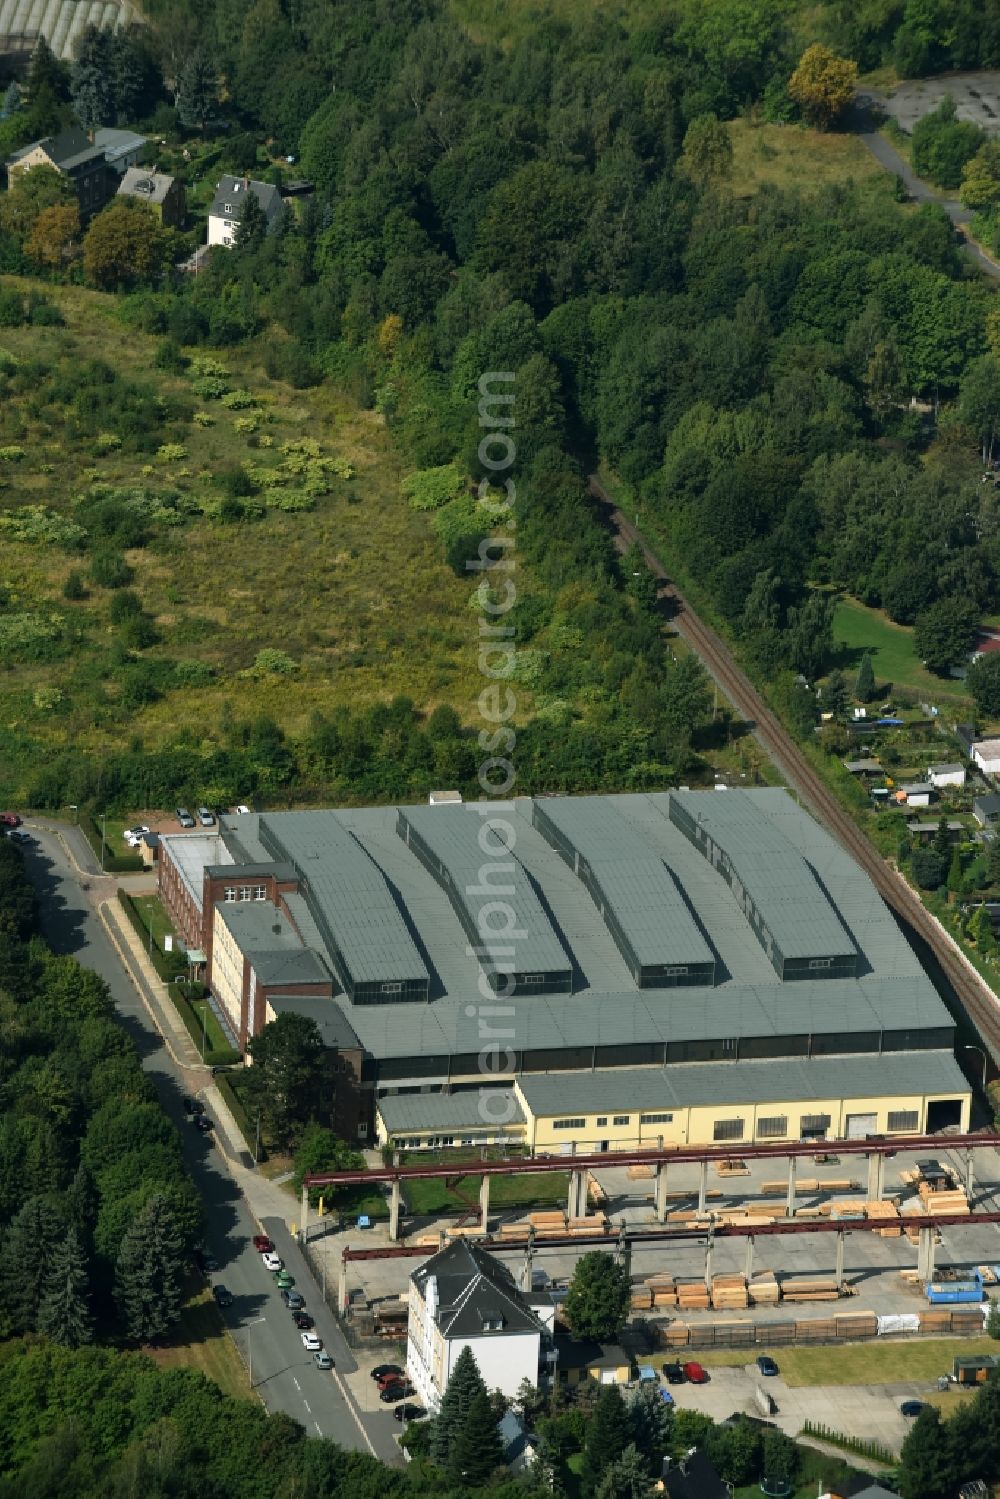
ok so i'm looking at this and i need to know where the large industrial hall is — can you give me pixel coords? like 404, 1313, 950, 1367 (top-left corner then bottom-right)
157, 787, 971, 1148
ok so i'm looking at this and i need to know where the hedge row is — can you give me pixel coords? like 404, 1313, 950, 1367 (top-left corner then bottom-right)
81, 813, 143, 873
117, 888, 187, 981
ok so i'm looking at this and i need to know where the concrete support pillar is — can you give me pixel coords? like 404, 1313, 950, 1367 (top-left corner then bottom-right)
786, 1155, 797, 1217
617, 1223, 632, 1282
867, 1152, 884, 1201
655, 1162, 669, 1224
568, 1170, 586, 1220
338, 1250, 348, 1314
966, 1149, 975, 1202
479, 1174, 491, 1232
704, 1236, 714, 1290
300, 1185, 309, 1245
698, 1160, 708, 1214
835, 1230, 846, 1286
389, 1178, 401, 1242
917, 1225, 936, 1283
520, 1240, 534, 1293
744, 1235, 754, 1282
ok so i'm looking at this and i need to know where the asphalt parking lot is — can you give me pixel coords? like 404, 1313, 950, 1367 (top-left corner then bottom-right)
880, 71, 1000, 134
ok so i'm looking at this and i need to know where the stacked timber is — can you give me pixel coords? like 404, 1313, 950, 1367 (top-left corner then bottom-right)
528, 1210, 567, 1235
761, 1182, 787, 1196
413, 1233, 443, 1248
920, 1309, 952, 1334
630, 1286, 653, 1311
835, 1310, 878, 1338
747, 1271, 780, 1306
793, 1207, 824, 1219
779, 1276, 840, 1302
868, 1200, 901, 1237
445, 1224, 487, 1239
498, 1221, 528, 1239
587, 1173, 608, 1206
567, 1215, 609, 1237
710, 1273, 749, 1310
717, 1213, 775, 1228
796, 1316, 837, 1340
716, 1158, 750, 1177
899, 1167, 921, 1187
645, 1274, 678, 1310
663, 1323, 690, 1347
816, 1178, 859, 1192
675, 1279, 711, 1311
627, 1164, 654, 1180
918, 1182, 970, 1217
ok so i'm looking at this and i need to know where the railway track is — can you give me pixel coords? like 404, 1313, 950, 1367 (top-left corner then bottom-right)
589, 476, 1000, 1065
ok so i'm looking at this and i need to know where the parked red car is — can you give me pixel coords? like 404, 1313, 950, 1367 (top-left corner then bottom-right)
0, 813, 22, 828
683, 1361, 709, 1384
376, 1370, 408, 1391
252, 1235, 273, 1253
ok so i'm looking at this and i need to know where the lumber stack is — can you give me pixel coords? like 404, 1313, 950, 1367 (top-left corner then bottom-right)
835, 1310, 878, 1338
899, 1167, 921, 1186
444, 1224, 487, 1239
918, 1182, 970, 1217
567, 1215, 609, 1237
413, 1233, 442, 1248
816, 1178, 859, 1192
587, 1172, 608, 1206
711, 1273, 749, 1310
748, 1271, 780, 1306
663, 1323, 690, 1347
761, 1181, 787, 1196
498, 1221, 528, 1239
779, 1276, 840, 1302
627, 1164, 654, 1180
675, 1279, 711, 1311
716, 1158, 750, 1177
630, 1286, 653, 1311
528, 1210, 566, 1231
868, 1199, 901, 1237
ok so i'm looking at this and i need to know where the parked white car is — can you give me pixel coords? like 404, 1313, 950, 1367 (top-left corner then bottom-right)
300, 1331, 322, 1352
124, 824, 150, 847
261, 1251, 283, 1272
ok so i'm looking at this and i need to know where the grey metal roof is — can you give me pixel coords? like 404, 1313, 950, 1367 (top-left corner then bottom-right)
94, 128, 147, 162
161, 831, 231, 908
399, 804, 572, 979
515, 1051, 970, 1117
250, 948, 329, 986
931, 764, 964, 776
667, 790, 856, 964
257, 812, 429, 988
209, 174, 282, 220
376, 1089, 523, 1133
531, 795, 714, 975
118, 167, 175, 205
265, 992, 360, 1049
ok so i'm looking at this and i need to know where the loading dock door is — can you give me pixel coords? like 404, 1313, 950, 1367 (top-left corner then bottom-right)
846, 1112, 877, 1139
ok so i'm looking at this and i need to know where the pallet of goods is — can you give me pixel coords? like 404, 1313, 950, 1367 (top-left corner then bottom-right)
711, 1273, 749, 1310
627, 1164, 655, 1180
675, 1280, 711, 1311
716, 1158, 751, 1177
835, 1311, 878, 1338
528, 1210, 567, 1230
816, 1179, 859, 1192
867, 1200, 901, 1237
587, 1173, 608, 1205
663, 1323, 691, 1346
567, 1215, 609, 1237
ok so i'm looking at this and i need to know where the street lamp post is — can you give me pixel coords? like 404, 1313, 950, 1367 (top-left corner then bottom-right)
961, 1044, 989, 1090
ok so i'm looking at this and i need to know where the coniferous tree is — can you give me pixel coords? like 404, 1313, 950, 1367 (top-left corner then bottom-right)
115, 1195, 184, 1344
898, 1407, 959, 1499
855, 651, 875, 703
2, 81, 20, 117
176, 49, 219, 132
65, 1162, 99, 1256
430, 1344, 487, 1467
37, 1227, 93, 1348
0, 1195, 64, 1333
234, 188, 269, 252
71, 25, 115, 129
595, 1442, 652, 1499
448, 1386, 503, 1486
582, 1384, 631, 1496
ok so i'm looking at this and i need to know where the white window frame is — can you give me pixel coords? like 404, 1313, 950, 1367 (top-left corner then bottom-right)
380, 981, 403, 996
253, 886, 267, 901
238, 887, 251, 901
223, 887, 236, 902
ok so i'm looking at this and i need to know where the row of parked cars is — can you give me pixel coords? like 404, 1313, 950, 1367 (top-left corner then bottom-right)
257, 1236, 334, 1369
370, 1363, 423, 1420
1, 812, 29, 845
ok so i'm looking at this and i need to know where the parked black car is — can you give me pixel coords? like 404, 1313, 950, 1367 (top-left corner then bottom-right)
194, 1248, 219, 1273
292, 1312, 314, 1330
371, 1364, 404, 1382
212, 1285, 233, 1307
194, 1115, 212, 1133
393, 1404, 425, 1422
379, 1381, 414, 1403
663, 1362, 686, 1384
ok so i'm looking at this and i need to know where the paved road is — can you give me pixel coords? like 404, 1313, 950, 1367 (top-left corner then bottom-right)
853, 95, 1000, 280
22, 824, 397, 1462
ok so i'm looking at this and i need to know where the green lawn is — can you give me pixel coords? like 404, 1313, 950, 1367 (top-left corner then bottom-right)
833, 597, 971, 705
700, 1337, 989, 1386
729, 119, 887, 201
406, 1169, 569, 1217
130, 892, 178, 949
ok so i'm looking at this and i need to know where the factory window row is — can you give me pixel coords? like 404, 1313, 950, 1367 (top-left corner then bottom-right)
640, 1112, 674, 1124
887, 1109, 919, 1132
713, 1118, 745, 1142
553, 1117, 586, 1130
222, 886, 268, 903
756, 1115, 788, 1138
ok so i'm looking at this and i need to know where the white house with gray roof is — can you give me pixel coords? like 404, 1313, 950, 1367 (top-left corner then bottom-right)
207, 174, 282, 248
407, 1239, 553, 1410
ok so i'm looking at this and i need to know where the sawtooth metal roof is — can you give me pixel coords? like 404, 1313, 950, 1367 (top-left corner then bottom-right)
398, 804, 572, 979
668, 790, 856, 965
515, 1051, 970, 1117
257, 811, 429, 988
376, 1089, 523, 1133
531, 796, 714, 976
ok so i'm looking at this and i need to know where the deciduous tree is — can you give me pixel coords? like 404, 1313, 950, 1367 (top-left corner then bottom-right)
968, 652, 1000, 717
788, 44, 858, 129
83, 201, 167, 290
679, 113, 732, 186
565, 1252, 630, 1341
914, 596, 978, 675
246, 1012, 329, 1150
25, 201, 81, 269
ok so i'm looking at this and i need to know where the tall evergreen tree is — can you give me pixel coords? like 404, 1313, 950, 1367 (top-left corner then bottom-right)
0, 1195, 64, 1333
176, 49, 219, 132
430, 1344, 487, 1467
71, 25, 115, 129
855, 651, 875, 703
2, 81, 21, 117
115, 1195, 184, 1344
65, 1162, 99, 1256
595, 1443, 652, 1499
448, 1386, 503, 1486
581, 1384, 631, 1497
234, 189, 269, 252
37, 1227, 93, 1348
898, 1407, 959, 1499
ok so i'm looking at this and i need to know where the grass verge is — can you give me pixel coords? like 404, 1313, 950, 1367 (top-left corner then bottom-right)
145, 1283, 255, 1402
832, 597, 969, 706
700, 1336, 989, 1386
728, 118, 887, 200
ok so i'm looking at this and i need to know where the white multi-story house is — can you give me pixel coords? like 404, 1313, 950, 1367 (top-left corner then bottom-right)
406, 1239, 553, 1411
207, 175, 282, 248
